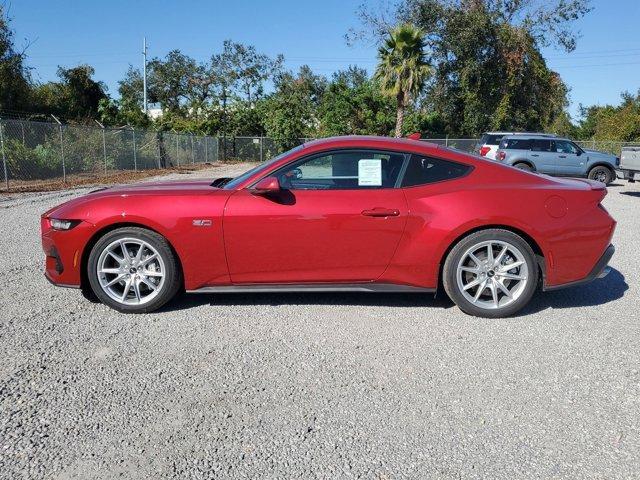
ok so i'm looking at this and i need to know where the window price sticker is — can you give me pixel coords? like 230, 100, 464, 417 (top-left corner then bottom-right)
358, 159, 382, 186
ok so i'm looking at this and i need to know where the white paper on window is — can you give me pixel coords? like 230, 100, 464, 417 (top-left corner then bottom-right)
358, 159, 382, 186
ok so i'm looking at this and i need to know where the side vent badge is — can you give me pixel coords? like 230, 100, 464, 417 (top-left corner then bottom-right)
192, 219, 213, 227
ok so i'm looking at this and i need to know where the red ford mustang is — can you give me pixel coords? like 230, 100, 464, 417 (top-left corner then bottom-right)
41, 136, 616, 318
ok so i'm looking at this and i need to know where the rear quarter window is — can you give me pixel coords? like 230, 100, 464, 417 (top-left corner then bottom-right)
483, 134, 503, 146
401, 154, 471, 187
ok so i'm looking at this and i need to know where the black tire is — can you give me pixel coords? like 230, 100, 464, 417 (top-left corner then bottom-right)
588, 165, 613, 185
514, 162, 533, 172
442, 229, 539, 318
87, 227, 182, 313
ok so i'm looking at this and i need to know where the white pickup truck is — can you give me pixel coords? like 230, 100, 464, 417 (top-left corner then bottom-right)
617, 146, 640, 183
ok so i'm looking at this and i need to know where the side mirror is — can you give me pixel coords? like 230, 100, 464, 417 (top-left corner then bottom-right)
251, 176, 281, 195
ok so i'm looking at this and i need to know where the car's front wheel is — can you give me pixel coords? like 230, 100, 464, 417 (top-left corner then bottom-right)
443, 229, 539, 318
87, 227, 182, 313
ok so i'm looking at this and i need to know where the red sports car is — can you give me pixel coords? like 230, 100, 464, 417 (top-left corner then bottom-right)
41, 136, 616, 318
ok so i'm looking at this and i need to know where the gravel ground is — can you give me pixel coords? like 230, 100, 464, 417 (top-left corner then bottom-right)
0, 165, 639, 479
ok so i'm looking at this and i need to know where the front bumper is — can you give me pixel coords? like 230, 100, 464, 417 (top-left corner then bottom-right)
41, 217, 95, 288
545, 244, 614, 291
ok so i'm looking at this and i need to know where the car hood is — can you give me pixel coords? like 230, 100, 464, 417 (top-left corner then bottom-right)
42, 179, 228, 219
583, 149, 616, 159
98, 179, 219, 193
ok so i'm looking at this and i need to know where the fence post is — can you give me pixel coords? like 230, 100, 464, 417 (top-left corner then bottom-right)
260, 136, 264, 162
191, 134, 195, 164
155, 131, 162, 169
95, 120, 108, 174
51, 115, 66, 183
204, 136, 208, 163
0, 119, 8, 191
131, 127, 137, 171
175, 134, 179, 166
445, 135, 449, 147
20, 120, 26, 146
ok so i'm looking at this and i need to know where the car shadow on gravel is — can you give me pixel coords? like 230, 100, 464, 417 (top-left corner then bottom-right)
162, 268, 627, 317
163, 290, 456, 311
518, 267, 628, 316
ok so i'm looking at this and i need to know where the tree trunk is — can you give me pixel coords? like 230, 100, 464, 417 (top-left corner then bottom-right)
156, 131, 169, 168
394, 91, 405, 138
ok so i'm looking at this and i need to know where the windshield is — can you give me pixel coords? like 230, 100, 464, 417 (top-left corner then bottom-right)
222, 145, 304, 189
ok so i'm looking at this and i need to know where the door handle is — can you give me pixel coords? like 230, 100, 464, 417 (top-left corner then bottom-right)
559, 155, 567, 158
361, 208, 400, 217
531, 154, 539, 157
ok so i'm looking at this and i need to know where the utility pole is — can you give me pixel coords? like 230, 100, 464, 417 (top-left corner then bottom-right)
143, 37, 148, 114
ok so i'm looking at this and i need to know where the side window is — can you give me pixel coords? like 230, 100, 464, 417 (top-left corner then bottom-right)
505, 139, 532, 150
401, 154, 471, 187
274, 150, 405, 190
531, 139, 552, 152
555, 140, 579, 154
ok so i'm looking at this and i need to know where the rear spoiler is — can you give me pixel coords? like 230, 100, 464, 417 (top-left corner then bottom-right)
568, 178, 607, 190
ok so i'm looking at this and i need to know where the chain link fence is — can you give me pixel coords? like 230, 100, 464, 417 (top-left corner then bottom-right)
1, 117, 637, 192
0, 119, 315, 191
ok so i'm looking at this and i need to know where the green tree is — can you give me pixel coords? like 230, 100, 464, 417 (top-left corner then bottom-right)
577, 91, 640, 142
148, 50, 210, 113
57, 65, 108, 118
32, 64, 108, 120
374, 23, 431, 137
318, 66, 396, 136
353, 0, 590, 136
0, 6, 31, 112
263, 66, 326, 150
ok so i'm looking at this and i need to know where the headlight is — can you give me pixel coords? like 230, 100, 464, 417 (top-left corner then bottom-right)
50, 218, 79, 230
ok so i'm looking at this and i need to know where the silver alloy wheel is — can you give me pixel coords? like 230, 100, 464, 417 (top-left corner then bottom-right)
96, 237, 166, 306
594, 169, 607, 182
456, 240, 529, 310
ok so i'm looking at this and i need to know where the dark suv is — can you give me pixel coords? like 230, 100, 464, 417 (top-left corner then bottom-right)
494, 135, 619, 184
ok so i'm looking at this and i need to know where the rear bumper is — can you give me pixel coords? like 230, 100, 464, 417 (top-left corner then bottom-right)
544, 244, 614, 291
616, 169, 640, 181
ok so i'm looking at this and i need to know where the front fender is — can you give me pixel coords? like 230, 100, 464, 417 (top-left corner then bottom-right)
47, 192, 231, 290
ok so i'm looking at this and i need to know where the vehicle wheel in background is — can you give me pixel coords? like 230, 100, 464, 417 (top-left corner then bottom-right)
87, 227, 182, 313
443, 229, 539, 318
588, 165, 613, 185
513, 162, 533, 172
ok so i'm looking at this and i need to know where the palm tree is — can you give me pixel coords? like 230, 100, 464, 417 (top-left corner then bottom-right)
375, 24, 431, 138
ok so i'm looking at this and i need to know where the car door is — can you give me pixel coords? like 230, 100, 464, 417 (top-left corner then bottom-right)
223, 149, 409, 284
554, 140, 585, 176
529, 139, 555, 174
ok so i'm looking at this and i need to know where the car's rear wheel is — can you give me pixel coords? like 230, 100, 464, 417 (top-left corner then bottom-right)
87, 227, 182, 313
588, 165, 613, 185
514, 162, 533, 172
443, 229, 539, 318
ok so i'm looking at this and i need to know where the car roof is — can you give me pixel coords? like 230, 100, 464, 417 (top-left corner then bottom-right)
482, 131, 556, 136
302, 135, 440, 150
500, 134, 569, 141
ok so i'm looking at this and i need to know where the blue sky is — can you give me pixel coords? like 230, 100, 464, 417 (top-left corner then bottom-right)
6, 0, 640, 120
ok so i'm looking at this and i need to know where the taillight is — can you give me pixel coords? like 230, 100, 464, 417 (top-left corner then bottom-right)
497, 151, 506, 161
479, 146, 491, 156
